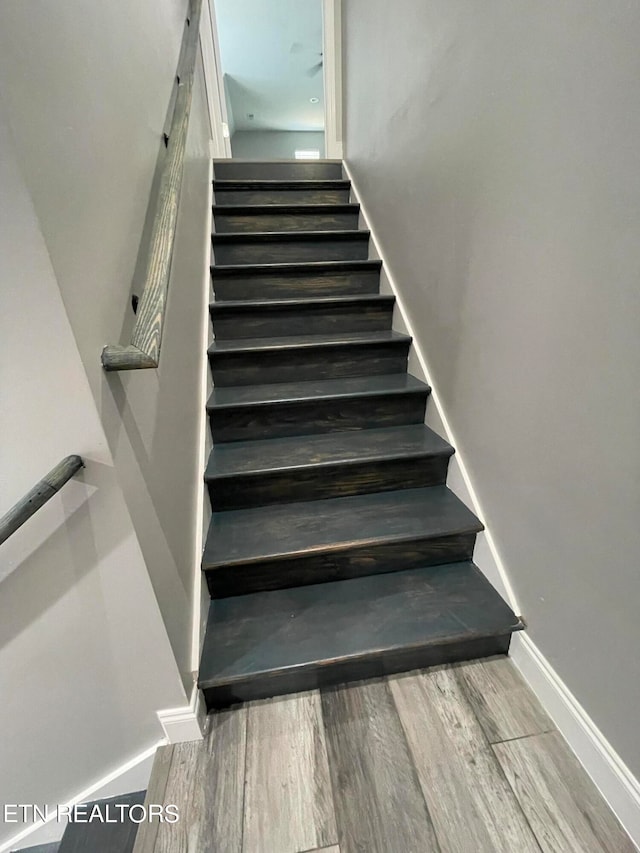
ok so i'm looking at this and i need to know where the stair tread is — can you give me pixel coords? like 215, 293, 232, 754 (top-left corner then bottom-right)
211, 260, 381, 275
212, 229, 369, 242
198, 561, 522, 688
213, 179, 350, 189
209, 329, 410, 354
210, 294, 394, 311
203, 485, 483, 569
213, 203, 360, 214
207, 372, 429, 409
206, 424, 453, 479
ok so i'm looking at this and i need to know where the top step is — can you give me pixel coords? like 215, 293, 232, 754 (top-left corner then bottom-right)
213, 159, 343, 181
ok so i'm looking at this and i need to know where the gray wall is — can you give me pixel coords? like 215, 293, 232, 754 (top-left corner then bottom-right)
343, 0, 640, 777
232, 130, 325, 158
223, 73, 237, 137
0, 0, 212, 694
0, 111, 187, 849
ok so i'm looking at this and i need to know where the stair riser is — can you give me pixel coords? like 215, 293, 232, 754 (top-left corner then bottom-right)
208, 454, 451, 510
210, 303, 394, 339
209, 342, 410, 386
214, 211, 360, 233
215, 188, 351, 205
214, 162, 343, 180
212, 269, 381, 301
202, 634, 511, 709
205, 532, 477, 598
209, 392, 428, 442
212, 237, 369, 265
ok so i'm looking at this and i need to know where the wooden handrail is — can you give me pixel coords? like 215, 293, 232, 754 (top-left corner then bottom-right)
101, 0, 203, 371
0, 456, 84, 546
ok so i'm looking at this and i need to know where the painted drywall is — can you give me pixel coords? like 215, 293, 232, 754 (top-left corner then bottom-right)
231, 130, 325, 158
343, 0, 640, 778
0, 111, 186, 850
0, 0, 211, 695
214, 0, 324, 130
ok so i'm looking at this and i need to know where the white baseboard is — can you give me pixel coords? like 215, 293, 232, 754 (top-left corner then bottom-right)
190, 157, 214, 676
510, 633, 640, 849
343, 160, 640, 851
0, 742, 160, 852
157, 684, 206, 744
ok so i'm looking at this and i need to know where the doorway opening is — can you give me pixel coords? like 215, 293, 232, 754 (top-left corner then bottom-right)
213, 0, 325, 159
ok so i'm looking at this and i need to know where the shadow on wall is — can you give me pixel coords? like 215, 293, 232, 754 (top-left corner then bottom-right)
0, 468, 109, 654
98, 156, 210, 693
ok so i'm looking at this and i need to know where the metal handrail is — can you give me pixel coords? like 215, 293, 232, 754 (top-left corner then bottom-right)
101, 0, 203, 371
0, 456, 84, 545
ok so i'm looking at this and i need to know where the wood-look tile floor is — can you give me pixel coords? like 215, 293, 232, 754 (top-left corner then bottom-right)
134, 656, 635, 853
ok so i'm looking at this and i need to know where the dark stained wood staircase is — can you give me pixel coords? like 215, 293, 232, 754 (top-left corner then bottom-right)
199, 159, 523, 709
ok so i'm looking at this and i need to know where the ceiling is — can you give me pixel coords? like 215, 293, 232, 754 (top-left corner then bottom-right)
214, 0, 324, 133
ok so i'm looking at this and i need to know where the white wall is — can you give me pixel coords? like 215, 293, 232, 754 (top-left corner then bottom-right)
0, 112, 187, 850
231, 130, 325, 158
342, 0, 640, 780
0, 0, 212, 696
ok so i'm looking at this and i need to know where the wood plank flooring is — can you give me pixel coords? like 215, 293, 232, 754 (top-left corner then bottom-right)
494, 731, 636, 853
389, 666, 540, 852
191, 706, 247, 852
243, 692, 337, 853
135, 656, 634, 853
322, 679, 439, 853
133, 745, 175, 853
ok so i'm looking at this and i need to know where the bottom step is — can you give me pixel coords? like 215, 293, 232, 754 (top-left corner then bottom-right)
199, 562, 523, 708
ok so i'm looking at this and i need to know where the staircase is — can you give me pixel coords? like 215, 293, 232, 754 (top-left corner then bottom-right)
198, 159, 523, 709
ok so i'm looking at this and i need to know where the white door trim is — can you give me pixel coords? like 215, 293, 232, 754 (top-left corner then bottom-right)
323, 0, 343, 158
0, 742, 161, 852
199, 0, 232, 158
